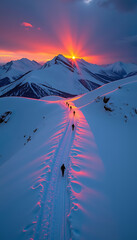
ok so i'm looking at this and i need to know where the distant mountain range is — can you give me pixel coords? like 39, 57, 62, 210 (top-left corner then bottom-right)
0, 54, 137, 99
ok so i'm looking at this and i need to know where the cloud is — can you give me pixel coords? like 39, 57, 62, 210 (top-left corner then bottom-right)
97, 0, 137, 12
21, 22, 40, 31
63, 0, 137, 10
84, 0, 92, 3
21, 22, 33, 28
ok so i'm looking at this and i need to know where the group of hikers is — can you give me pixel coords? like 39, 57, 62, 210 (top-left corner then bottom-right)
60, 101, 76, 177
66, 102, 75, 131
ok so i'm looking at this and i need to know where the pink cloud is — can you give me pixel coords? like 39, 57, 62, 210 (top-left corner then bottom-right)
21, 22, 33, 28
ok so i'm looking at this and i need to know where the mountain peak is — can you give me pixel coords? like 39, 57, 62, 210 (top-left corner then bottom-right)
43, 54, 75, 70
19, 58, 30, 62
0, 58, 41, 83
14, 58, 40, 66
55, 54, 66, 60
102, 61, 137, 77
2, 61, 13, 72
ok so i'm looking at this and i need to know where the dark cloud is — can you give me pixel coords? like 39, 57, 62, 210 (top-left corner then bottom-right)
97, 0, 137, 12
0, 0, 137, 64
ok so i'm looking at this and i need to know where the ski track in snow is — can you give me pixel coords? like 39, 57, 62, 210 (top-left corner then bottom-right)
33, 102, 75, 240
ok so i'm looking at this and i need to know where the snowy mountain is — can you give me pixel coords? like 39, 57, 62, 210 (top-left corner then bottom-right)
0, 55, 105, 98
0, 75, 137, 240
0, 54, 137, 99
101, 61, 137, 79
0, 58, 41, 87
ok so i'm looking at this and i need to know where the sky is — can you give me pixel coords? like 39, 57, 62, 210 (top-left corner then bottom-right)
0, 0, 137, 65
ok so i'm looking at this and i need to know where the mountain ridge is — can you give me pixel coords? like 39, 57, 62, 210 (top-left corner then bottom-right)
0, 54, 137, 99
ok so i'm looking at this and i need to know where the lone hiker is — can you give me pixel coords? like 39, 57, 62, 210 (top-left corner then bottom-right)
70, 106, 72, 110
72, 124, 75, 131
73, 111, 75, 116
61, 164, 65, 177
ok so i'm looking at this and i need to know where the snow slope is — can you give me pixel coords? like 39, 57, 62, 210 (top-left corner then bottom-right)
68, 75, 137, 239
0, 97, 74, 240
0, 58, 41, 86
0, 72, 137, 240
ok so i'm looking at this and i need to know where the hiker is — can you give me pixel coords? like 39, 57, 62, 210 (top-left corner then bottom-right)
70, 106, 72, 110
72, 124, 75, 131
61, 164, 65, 177
73, 111, 75, 116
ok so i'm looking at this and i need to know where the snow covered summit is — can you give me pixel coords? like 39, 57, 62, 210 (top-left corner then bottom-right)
0, 58, 41, 87
0, 55, 137, 99
101, 61, 137, 78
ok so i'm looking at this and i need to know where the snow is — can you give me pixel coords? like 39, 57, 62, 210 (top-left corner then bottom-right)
0, 58, 41, 83
1, 55, 137, 99
69, 76, 137, 239
101, 61, 137, 76
20, 54, 112, 95
41, 96, 64, 101
71, 75, 137, 107
0, 97, 66, 240
0, 72, 137, 240
21, 63, 88, 95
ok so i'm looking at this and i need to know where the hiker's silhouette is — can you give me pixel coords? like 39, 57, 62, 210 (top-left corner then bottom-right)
73, 111, 75, 116
61, 164, 65, 177
72, 124, 75, 131
70, 106, 72, 110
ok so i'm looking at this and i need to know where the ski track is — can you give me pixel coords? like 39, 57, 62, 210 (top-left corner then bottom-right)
33, 102, 75, 240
